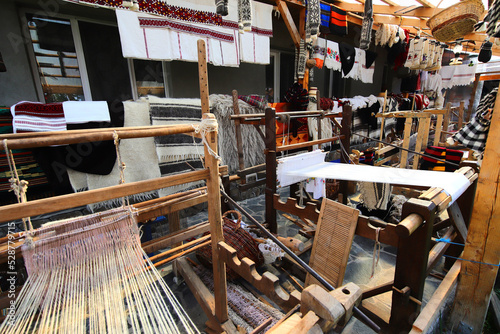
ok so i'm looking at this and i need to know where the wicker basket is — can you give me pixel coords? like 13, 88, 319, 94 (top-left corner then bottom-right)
426, 0, 484, 42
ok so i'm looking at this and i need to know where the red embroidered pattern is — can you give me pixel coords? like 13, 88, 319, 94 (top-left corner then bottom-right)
139, 18, 234, 42
79, 0, 222, 25
14, 103, 64, 118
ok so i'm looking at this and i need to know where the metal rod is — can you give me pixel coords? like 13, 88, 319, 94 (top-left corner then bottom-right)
220, 188, 381, 333
351, 132, 460, 167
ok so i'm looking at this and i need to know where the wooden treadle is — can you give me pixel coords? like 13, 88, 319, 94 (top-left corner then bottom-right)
305, 198, 359, 289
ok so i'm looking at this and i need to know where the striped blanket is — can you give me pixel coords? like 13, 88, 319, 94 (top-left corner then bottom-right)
147, 96, 204, 197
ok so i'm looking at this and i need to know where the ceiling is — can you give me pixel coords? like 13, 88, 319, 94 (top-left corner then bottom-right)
325, 0, 497, 56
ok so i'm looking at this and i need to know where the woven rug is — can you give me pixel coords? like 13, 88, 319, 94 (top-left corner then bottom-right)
147, 96, 204, 197
67, 100, 161, 210
209, 94, 265, 174
0, 108, 51, 204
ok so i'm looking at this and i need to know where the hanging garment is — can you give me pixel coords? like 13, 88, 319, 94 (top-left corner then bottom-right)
319, 3, 331, 34
339, 42, 356, 76
360, 0, 373, 50
216, 0, 228, 16
359, 50, 377, 84
330, 6, 347, 36
297, 39, 307, 79
344, 47, 363, 80
440, 63, 477, 89
307, 0, 321, 39
238, 0, 252, 32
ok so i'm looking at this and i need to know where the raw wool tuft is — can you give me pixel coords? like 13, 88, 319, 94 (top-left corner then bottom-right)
359, 181, 392, 211
67, 100, 161, 211
210, 94, 265, 174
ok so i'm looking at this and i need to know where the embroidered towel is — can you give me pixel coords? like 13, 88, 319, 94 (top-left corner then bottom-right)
312, 38, 326, 68
324, 40, 341, 71
62, 101, 110, 124
10, 101, 66, 133
440, 63, 477, 89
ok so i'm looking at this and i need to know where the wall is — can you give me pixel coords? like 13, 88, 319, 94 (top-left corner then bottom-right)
0, 0, 39, 106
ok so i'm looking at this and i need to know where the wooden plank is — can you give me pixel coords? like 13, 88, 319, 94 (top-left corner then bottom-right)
175, 257, 217, 322
276, 0, 300, 48
421, 116, 431, 150
451, 83, 500, 333
410, 260, 461, 334
276, 135, 343, 152
142, 221, 210, 254
441, 103, 451, 142
0, 169, 208, 224
412, 117, 428, 169
447, 202, 468, 241
135, 193, 208, 222
334, 3, 438, 17
265, 107, 278, 233
305, 199, 359, 289
400, 117, 413, 168
434, 114, 444, 146
197, 40, 210, 114
202, 113, 228, 323
458, 101, 465, 130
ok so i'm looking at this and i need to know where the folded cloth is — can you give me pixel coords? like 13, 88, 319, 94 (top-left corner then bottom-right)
62, 101, 110, 124
10, 101, 66, 133
330, 5, 347, 36
238, 95, 268, 109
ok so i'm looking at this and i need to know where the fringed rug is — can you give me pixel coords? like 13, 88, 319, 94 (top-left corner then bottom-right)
147, 96, 204, 197
67, 100, 161, 210
210, 95, 265, 174
194, 265, 283, 333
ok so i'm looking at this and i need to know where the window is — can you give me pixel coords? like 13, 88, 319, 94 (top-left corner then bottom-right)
27, 15, 84, 102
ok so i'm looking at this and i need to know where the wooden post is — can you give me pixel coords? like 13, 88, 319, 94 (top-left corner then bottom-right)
198, 40, 210, 115
338, 105, 352, 205
389, 198, 437, 333
441, 102, 451, 143
198, 40, 228, 325
433, 113, 444, 146
203, 114, 228, 324
412, 116, 428, 169
458, 101, 465, 130
467, 73, 481, 122
400, 117, 413, 168
265, 107, 278, 233
450, 83, 500, 333
379, 90, 388, 149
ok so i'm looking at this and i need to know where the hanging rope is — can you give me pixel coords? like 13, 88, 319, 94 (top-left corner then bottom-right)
113, 131, 131, 208
2, 139, 33, 232
192, 117, 221, 162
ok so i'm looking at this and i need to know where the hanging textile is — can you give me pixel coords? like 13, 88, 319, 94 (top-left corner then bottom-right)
339, 42, 355, 76
307, 0, 321, 40
238, 0, 252, 32
359, 0, 373, 50
312, 37, 326, 68
452, 88, 497, 152
319, 3, 331, 34
324, 40, 342, 71
10, 102, 66, 133
439, 63, 477, 89
344, 47, 362, 80
330, 6, 347, 36
216, 0, 228, 16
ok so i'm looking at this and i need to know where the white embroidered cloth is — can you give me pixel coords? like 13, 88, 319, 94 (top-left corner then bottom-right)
440, 63, 477, 89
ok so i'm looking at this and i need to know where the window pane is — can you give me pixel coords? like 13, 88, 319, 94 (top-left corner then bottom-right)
27, 15, 84, 102
134, 60, 165, 98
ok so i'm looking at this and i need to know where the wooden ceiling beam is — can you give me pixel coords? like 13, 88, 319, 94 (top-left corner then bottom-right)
333, 3, 439, 18
276, 0, 301, 48
373, 14, 428, 29
414, 0, 435, 8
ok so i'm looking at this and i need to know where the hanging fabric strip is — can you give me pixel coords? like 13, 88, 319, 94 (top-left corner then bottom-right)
359, 0, 373, 50
216, 0, 228, 16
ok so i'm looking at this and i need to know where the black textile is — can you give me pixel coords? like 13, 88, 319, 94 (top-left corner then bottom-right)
339, 42, 355, 76
357, 101, 381, 132
365, 50, 378, 68
479, 41, 493, 63
386, 41, 406, 66
400, 75, 419, 92
0, 52, 6, 72
33, 101, 124, 195
215, 0, 228, 16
